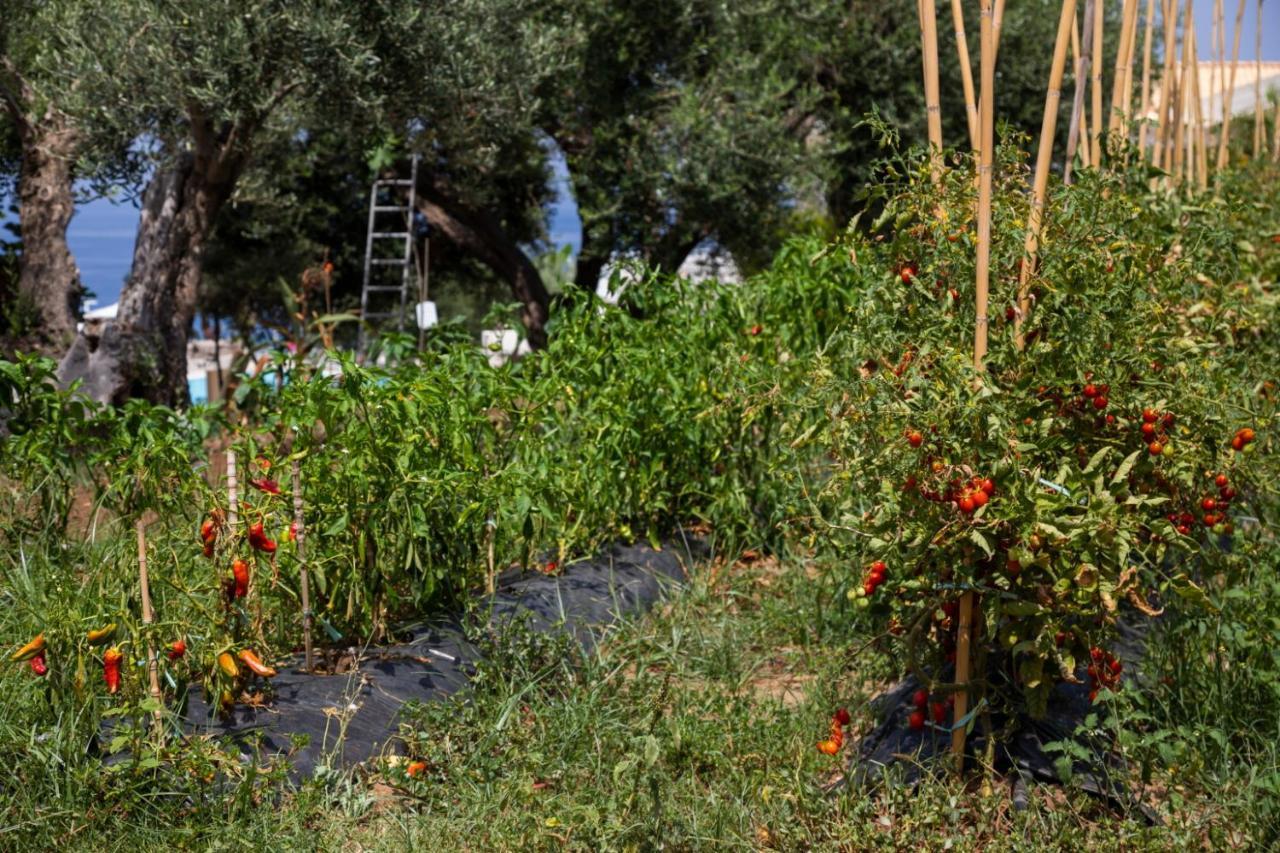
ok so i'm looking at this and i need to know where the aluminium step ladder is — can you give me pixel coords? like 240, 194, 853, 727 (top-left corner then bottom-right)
357, 154, 420, 357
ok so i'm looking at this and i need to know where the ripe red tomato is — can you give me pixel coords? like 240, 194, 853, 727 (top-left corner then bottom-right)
870, 560, 887, 574
1093, 396, 1108, 410
1142, 408, 1158, 423
749, 324, 762, 336
1083, 384, 1098, 398
1141, 422, 1156, 438
958, 494, 976, 513
1214, 474, 1229, 488
1239, 427, 1256, 443
908, 710, 926, 731
907, 430, 924, 448
971, 489, 988, 508
834, 707, 851, 726
1147, 442, 1163, 455
1231, 435, 1245, 451
931, 702, 948, 725
979, 478, 995, 495
912, 689, 928, 709
1201, 498, 1216, 511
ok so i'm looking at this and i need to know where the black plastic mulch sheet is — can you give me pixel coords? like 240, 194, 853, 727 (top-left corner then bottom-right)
143, 536, 703, 781
844, 613, 1163, 824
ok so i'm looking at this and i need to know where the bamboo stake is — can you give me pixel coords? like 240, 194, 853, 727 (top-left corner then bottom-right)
951, 0, 981, 149
1155, 0, 1180, 171
1172, 0, 1193, 183
919, 0, 945, 168
1137, 0, 1158, 158
1273, 97, 1280, 162
1214, 0, 1225, 156
993, 0, 1008, 61
955, 0, 996, 772
1067, 1, 1098, 179
1090, 0, 1105, 164
291, 457, 314, 673
1217, 0, 1247, 168
1254, 0, 1265, 158
1191, 23, 1209, 187
484, 515, 497, 595
1109, 0, 1142, 142
1016, 0, 1078, 349
1119, 0, 1143, 131
136, 520, 164, 733
227, 450, 238, 538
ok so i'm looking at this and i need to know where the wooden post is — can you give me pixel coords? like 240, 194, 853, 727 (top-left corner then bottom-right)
136, 520, 164, 733
1216, 0, 1247, 168
1016, 0, 1077, 349
919, 0, 945, 167
291, 457, 314, 673
1066, 0, 1098, 180
951, 0, 981, 149
956, 0, 996, 772
1137, 0, 1158, 158
1090, 0, 1105, 165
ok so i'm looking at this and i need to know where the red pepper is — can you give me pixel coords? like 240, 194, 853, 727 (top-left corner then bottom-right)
248, 477, 281, 495
29, 651, 47, 677
232, 559, 250, 598
103, 648, 123, 694
248, 522, 277, 554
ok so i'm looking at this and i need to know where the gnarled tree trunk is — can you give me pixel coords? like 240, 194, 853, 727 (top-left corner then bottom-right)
59, 138, 243, 405
415, 177, 550, 348
1, 67, 82, 354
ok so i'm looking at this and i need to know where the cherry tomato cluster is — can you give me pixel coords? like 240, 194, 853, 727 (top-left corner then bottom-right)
1086, 646, 1122, 703
906, 462, 996, 517
908, 688, 953, 730
816, 707, 851, 755
1081, 381, 1108, 411
954, 475, 995, 515
1139, 407, 1176, 456
1230, 426, 1257, 452
862, 561, 888, 597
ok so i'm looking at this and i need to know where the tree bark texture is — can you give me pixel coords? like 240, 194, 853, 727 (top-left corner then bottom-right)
1, 64, 82, 354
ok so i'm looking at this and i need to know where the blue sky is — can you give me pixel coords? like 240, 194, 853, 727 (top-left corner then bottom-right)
3, 3, 1276, 309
